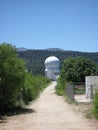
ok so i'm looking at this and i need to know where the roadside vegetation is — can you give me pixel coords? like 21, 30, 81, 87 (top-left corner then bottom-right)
0, 43, 50, 114
56, 57, 98, 119
93, 90, 98, 119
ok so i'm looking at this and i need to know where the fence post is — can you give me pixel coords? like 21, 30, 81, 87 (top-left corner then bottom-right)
66, 83, 74, 100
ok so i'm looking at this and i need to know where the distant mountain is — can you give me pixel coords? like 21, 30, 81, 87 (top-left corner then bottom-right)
45, 48, 65, 51
17, 47, 65, 51
17, 47, 27, 52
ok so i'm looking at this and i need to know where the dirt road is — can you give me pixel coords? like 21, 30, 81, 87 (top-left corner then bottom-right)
0, 82, 98, 130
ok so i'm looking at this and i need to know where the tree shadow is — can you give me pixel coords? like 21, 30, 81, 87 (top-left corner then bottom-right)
0, 107, 36, 123
13, 108, 36, 115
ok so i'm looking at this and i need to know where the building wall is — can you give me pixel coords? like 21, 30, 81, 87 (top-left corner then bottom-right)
45, 68, 59, 81
85, 76, 98, 100
45, 56, 60, 81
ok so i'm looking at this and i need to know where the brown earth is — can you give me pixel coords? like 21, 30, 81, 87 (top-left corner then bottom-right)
0, 82, 98, 130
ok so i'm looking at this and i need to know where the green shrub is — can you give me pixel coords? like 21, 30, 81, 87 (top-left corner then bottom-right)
0, 43, 26, 111
55, 79, 65, 95
22, 73, 50, 105
0, 43, 50, 112
93, 90, 98, 119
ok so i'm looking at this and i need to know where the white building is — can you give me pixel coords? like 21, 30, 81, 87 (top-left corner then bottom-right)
85, 76, 98, 100
45, 56, 60, 81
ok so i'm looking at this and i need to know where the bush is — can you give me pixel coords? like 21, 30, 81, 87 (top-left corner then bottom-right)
60, 57, 98, 83
0, 43, 50, 113
93, 90, 98, 119
22, 73, 50, 105
0, 43, 26, 111
55, 79, 65, 95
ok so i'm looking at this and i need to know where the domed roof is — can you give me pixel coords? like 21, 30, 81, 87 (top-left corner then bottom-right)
45, 56, 59, 64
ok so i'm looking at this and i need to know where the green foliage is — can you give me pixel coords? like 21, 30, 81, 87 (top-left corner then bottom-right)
0, 43, 26, 110
93, 90, 98, 119
0, 43, 50, 113
60, 57, 75, 84
23, 73, 50, 104
74, 87, 85, 95
60, 57, 98, 83
55, 79, 66, 95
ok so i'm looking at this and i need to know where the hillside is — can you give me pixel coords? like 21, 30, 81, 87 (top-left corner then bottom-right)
18, 49, 98, 75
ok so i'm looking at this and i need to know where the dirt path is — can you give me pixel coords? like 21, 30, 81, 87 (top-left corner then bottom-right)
0, 82, 98, 130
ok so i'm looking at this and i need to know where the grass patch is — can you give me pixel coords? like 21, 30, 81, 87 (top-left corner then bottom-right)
84, 110, 94, 118
64, 95, 75, 104
74, 86, 85, 95
55, 83, 65, 96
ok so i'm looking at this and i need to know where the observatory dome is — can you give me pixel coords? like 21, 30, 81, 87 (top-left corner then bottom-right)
45, 56, 59, 64
45, 56, 60, 80
45, 56, 59, 69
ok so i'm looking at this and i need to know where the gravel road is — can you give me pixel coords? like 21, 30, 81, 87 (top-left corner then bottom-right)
0, 81, 98, 130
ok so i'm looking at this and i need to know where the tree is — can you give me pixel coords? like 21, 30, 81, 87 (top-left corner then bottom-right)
0, 43, 26, 110
60, 57, 76, 84
60, 57, 98, 83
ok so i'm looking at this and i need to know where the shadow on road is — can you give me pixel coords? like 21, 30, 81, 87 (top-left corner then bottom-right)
0, 108, 36, 123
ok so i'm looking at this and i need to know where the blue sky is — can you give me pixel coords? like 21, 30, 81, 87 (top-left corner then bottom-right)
0, 0, 98, 52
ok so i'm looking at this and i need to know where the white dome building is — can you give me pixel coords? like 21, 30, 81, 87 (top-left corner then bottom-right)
45, 56, 60, 81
